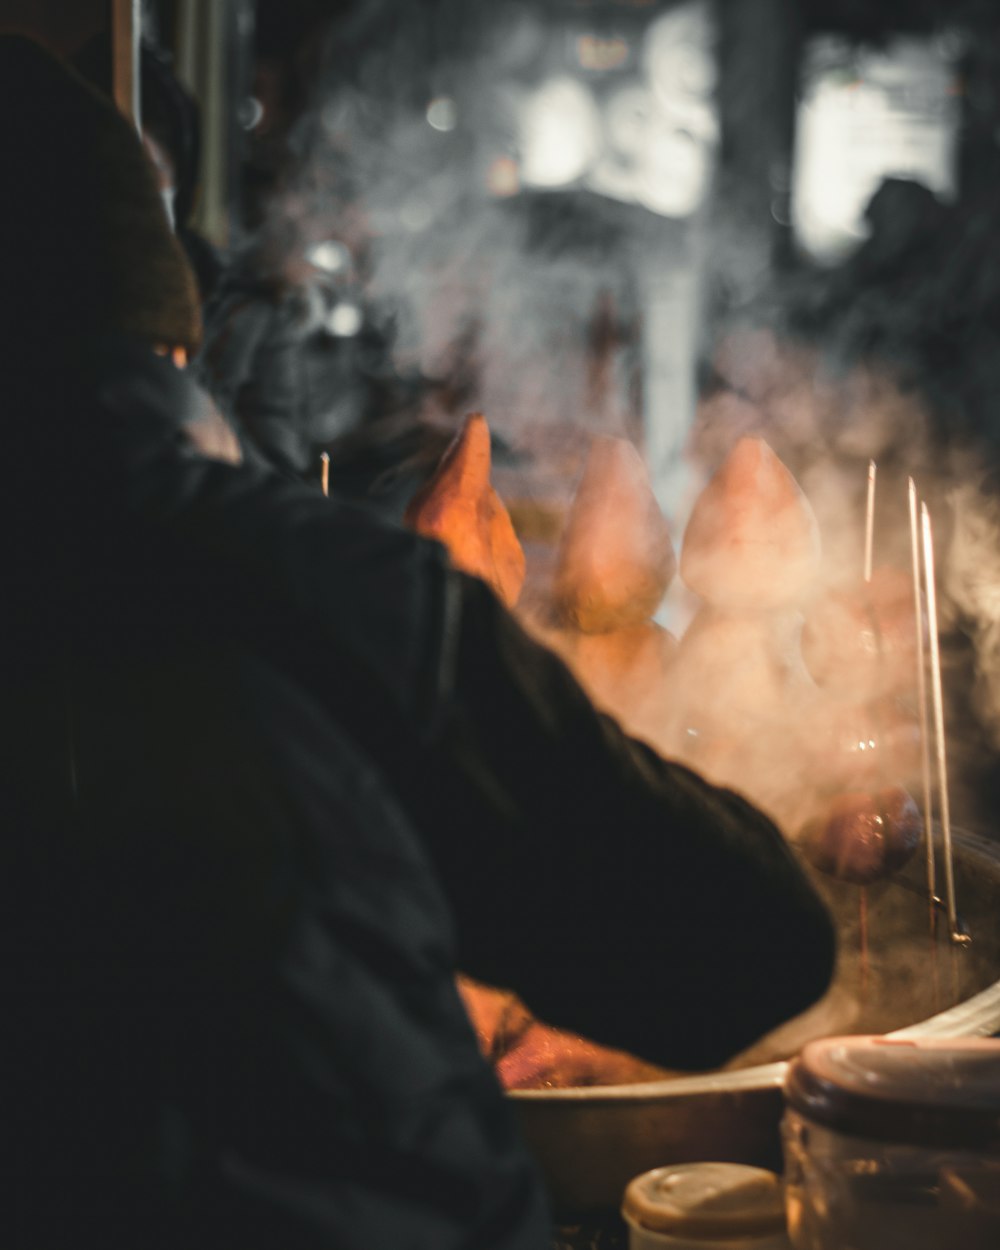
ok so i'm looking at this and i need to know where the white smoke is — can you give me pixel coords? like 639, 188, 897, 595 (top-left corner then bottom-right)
945, 473, 1000, 752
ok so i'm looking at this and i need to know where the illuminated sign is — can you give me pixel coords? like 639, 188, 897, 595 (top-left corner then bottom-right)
505, 0, 718, 218
791, 34, 960, 263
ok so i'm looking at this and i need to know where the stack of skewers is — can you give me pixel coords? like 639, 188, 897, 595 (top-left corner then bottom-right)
797, 462, 971, 1007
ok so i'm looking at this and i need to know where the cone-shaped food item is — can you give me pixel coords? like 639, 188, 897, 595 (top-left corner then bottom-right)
553, 436, 676, 632
405, 412, 526, 607
681, 437, 820, 609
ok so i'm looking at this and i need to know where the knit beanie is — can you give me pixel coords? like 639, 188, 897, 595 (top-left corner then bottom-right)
0, 34, 202, 357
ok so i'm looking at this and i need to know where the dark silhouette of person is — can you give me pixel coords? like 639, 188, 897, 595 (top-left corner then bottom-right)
0, 36, 835, 1250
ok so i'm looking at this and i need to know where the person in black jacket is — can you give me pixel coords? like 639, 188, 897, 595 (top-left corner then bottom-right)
0, 36, 835, 1250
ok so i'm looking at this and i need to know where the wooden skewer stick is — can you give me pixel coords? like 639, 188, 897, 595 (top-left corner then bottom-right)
864, 459, 877, 584
920, 502, 971, 947
320, 452, 330, 498
909, 480, 936, 913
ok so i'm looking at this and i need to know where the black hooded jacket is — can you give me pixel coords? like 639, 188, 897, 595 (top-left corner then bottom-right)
83, 338, 838, 1066
0, 34, 833, 1250
1, 337, 836, 1247
3, 342, 552, 1249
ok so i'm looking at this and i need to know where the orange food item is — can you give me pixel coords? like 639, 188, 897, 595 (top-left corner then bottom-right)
553, 436, 676, 632
404, 412, 526, 607
801, 566, 923, 696
681, 437, 820, 609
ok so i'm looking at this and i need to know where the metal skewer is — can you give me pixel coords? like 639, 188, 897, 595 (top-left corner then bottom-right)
858, 459, 878, 997
320, 451, 330, 498
864, 459, 877, 584
908, 480, 937, 914
920, 502, 971, 947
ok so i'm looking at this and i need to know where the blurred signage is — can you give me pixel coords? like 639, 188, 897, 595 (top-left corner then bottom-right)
791, 34, 960, 263
493, 0, 718, 218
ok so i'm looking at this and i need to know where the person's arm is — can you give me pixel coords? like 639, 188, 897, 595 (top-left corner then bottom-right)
82, 337, 836, 1071
390, 575, 837, 1071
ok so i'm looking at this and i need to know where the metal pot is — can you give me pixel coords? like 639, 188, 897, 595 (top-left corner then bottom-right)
509, 826, 1000, 1216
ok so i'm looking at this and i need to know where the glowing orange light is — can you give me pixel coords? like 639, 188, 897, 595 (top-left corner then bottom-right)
577, 34, 629, 72
486, 155, 520, 198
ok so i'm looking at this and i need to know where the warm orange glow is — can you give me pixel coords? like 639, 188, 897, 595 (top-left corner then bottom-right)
577, 34, 629, 73
554, 436, 675, 632
152, 344, 188, 369
404, 413, 526, 607
455, 975, 673, 1089
680, 437, 820, 609
486, 155, 520, 198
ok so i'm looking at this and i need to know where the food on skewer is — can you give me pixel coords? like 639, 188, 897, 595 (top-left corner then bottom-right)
522, 436, 677, 745
666, 608, 821, 828
667, 438, 822, 822
672, 607, 815, 727
405, 411, 526, 607
553, 436, 676, 632
798, 785, 921, 885
802, 565, 924, 697
680, 436, 821, 610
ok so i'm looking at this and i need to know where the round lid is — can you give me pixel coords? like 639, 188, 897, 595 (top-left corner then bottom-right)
784, 1035, 1000, 1151
622, 1163, 786, 1239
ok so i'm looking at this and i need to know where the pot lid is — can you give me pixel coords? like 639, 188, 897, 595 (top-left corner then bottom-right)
622, 1163, 786, 1238
784, 1035, 1000, 1151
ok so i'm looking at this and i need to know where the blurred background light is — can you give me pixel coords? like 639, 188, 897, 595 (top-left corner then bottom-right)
504, 0, 718, 217
644, 1, 717, 106
577, 33, 629, 73
306, 239, 350, 273
486, 154, 521, 198
398, 194, 435, 232
518, 75, 601, 188
635, 124, 709, 216
238, 95, 264, 130
791, 35, 960, 263
426, 95, 458, 132
325, 301, 363, 337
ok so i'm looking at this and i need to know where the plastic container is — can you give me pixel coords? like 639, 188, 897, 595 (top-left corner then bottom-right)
781, 1035, 1000, 1250
621, 1162, 791, 1249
